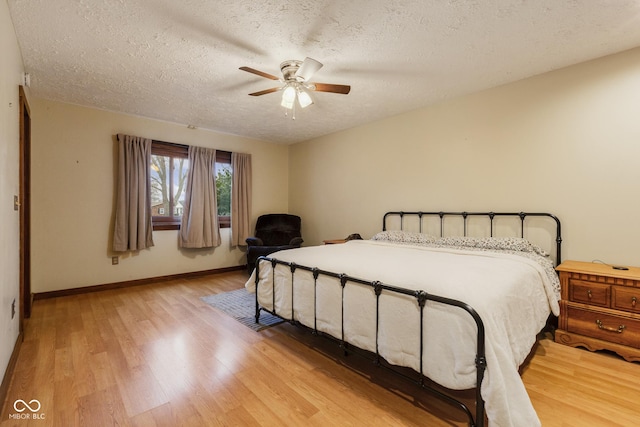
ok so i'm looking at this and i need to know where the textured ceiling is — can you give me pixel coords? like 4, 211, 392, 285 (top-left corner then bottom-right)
8, 0, 640, 144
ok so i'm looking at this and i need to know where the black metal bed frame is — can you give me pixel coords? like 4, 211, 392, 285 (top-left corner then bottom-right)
254, 211, 562, 427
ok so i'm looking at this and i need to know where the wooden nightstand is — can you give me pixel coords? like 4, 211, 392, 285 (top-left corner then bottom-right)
555, 260, 640, 362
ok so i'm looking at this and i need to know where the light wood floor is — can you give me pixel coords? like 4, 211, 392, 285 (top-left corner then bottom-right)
2, 271, 639, 426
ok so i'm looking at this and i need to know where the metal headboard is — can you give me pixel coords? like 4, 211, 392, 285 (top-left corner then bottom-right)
383, 211, 562, 265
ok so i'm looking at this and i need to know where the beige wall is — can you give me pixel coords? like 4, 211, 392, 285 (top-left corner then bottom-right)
290, 47, 640, 266
16, 14, 640, 297
1, 0, 25, 382
31, 99, 289, 293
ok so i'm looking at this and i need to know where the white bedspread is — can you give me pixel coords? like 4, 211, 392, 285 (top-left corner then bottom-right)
245, 240, 559, 427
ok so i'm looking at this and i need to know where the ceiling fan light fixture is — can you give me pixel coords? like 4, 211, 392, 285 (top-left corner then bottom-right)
297, 87, 313, 108
281, 84, 296, 109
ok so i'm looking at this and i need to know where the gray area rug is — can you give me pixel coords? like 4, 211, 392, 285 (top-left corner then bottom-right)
201, 288, 284, 332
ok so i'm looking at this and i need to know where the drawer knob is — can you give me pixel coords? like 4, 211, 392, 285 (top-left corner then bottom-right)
595, 319, 626, 334
633, 296, 637, 308
587, 289, 592, 300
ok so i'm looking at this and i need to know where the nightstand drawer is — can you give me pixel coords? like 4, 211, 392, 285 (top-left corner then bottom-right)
612, 286, 640, 313
567, 307, 640, 348
568, 280, 610, 307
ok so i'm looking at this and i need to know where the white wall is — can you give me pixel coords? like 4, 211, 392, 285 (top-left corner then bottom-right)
31, 99, 289, 293
290, 47, 640, 266
0, 0, 25, 383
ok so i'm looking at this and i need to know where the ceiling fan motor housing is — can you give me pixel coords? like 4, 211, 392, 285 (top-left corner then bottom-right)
280, 60, 304, 82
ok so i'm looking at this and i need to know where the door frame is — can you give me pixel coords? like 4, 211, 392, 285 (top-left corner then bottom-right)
19, 85, 32, 330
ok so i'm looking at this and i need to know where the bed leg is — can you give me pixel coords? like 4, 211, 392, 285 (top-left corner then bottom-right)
254, 260, 261, 323
340, 342, 349, 357
254, 287, 261, 323
255, 293, 261, 323
543, 313, 558, 337
475, 355, 487, 427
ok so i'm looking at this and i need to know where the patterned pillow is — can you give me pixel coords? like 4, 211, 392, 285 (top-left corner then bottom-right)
371, 230, 437, 245
372, 232, 550, 256
433, 236, 535, 252
530, 244, 548, 257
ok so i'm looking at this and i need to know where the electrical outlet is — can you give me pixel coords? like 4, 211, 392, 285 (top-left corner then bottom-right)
112, 256, 119, 265
11, 299, 15, 319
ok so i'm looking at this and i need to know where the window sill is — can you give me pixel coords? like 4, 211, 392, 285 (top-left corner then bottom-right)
153, 223, 180, 231
152, 220, 230, 231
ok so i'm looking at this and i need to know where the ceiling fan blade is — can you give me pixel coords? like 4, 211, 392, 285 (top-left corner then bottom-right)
248, 87, 281, 96
239, 66, 280, 81
296, 57, 323, 81
310, 83, 351, 95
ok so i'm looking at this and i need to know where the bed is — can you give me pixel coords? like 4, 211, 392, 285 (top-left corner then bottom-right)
245, 211, 562, 427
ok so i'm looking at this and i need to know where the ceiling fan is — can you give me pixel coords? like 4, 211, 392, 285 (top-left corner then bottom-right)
239, 57, 351, 118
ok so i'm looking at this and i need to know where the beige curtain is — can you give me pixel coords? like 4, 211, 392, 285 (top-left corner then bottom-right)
112, 134, 154, 252
231, 152, 252, 246
179, 146, 221, 248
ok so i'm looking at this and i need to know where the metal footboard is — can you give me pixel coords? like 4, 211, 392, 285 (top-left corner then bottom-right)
254, 257, 487, 427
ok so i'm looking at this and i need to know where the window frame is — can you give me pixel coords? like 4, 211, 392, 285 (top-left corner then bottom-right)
150, 140, 231, 231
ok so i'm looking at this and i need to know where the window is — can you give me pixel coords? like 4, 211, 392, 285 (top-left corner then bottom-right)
150, 141, 188, 230
150, 141, 232, 230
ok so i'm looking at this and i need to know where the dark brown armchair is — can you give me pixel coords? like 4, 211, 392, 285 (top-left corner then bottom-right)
246, 214, 303, 273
